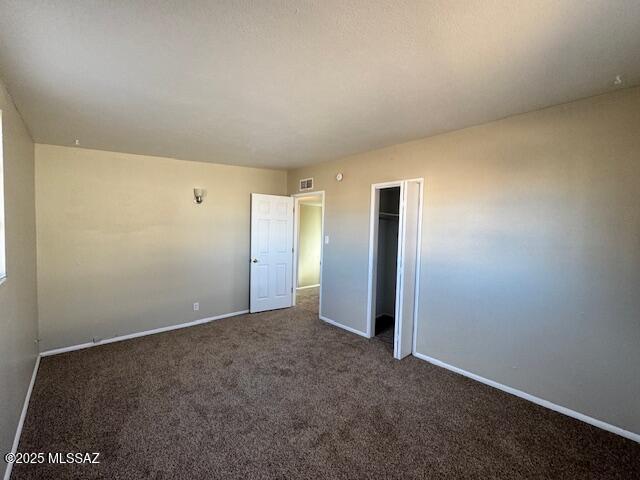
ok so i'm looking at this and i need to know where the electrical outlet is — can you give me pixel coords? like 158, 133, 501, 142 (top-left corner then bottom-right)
193, 302, 199, 312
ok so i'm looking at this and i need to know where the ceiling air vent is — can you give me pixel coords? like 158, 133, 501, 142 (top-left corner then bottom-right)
299, 178, 313, 191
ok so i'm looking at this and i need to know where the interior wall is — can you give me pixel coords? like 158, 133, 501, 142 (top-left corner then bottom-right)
297, 203, 321, 288
287, 86, 640, 435
35, 144, 287, 351
0, 78, 38, 479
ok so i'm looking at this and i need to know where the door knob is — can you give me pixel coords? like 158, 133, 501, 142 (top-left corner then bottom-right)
251, 258, 258, 263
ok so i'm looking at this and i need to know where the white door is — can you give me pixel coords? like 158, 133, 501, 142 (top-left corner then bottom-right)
250, 194, 294, 313
394, 181, 421, 359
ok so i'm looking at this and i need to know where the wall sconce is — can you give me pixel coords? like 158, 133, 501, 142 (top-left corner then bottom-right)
193, 188, 206, 204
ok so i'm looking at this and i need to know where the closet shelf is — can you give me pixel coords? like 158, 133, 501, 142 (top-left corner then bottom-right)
379, 212, 399, 219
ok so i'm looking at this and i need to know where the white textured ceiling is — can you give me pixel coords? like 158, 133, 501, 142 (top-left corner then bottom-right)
0, 1, 639, 169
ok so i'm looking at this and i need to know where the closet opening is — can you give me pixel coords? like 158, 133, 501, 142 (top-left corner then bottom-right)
367, 179, 423, 359
374, 187, 400, 350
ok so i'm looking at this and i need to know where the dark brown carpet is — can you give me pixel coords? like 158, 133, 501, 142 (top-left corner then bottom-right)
12, 289, 640, 479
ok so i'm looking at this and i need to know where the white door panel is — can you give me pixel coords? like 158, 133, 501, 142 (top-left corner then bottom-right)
394, 181, 421, 359
250, 194, 293, 313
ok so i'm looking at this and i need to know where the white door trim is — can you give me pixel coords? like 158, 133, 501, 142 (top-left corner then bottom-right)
291, 191, 325, 316
366, 181, 402, 338
366, 178, 424, 357
393, 183, 407, 357
412, 179, 425, 356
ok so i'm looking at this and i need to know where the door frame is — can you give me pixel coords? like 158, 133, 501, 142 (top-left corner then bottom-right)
365, 179, 424, 357
291, 191, 325, 316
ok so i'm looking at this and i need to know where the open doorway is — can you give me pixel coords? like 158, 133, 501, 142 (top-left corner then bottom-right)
292, 191, 324, 317
373, 186, 400, 349
367, 179, 423, 359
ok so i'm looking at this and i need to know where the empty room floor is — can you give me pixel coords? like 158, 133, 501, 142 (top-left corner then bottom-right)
13, 292, 640, 479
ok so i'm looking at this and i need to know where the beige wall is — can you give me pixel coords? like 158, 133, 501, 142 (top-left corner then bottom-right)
36, 145, 286, 351
0, 79, 38, 478
287, 87, 640, 435
297, 204, 321, 288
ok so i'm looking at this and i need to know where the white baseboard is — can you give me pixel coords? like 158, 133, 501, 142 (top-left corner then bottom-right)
319, 315, 369, 338
296, 284, 320, 290
412, 351, 640, 444
40, 310, 249, 357
4, 355, 41, 480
